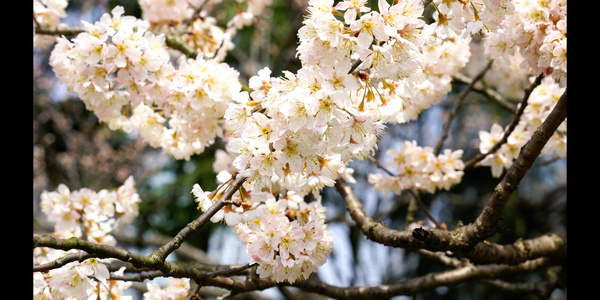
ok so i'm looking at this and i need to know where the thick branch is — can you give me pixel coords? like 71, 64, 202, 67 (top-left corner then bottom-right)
34, 235, 154, 268
461, 89, 567, 245
335, 179, 566, 264
336, 178, 455, 251
464, 233, 566, 265
33, 227, 562, 299
292, 257, 554, 299
34, 24, 85, 37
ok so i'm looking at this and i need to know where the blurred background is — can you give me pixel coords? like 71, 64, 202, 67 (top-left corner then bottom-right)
33, 0, 566, 299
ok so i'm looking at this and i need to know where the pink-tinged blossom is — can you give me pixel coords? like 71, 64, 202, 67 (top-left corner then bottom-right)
39, 177, 141, 245
481, 152, 510, 178
368, 141, 465, 196
50, 6, 244, 160
232, 202, 332, 283
350, 11, 389, 48
475, 77, 566, 177
38, 257, 112, 300
479, 123, 505, 154
482, 0, 566, 83
144, 278, 190, 300
334, 0, 371, 24
34, 0, 69, 48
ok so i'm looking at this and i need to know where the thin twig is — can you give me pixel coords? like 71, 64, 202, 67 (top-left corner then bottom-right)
367, 156, 439, 226
434, 60, 494, 155
33, 251, 93, 272
149, 175, 247, 263
187, 282, 203, 300
367, 155, 396, 176
408, 189, 440, 228
348, 59, 363, 74
453, 72, 517, 113
201, 262, 256, 277
463, 73, 545, 170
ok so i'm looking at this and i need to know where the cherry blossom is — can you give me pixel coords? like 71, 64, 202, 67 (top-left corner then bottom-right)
483, 0, 566, 84
35, 177, 141, 299
36, 0, 567, 291
368, 141, 465, 197
34, 0, 69, 48
50, 6, 244, 160
39, 176, 140, 244
477, 77, 566, 177
234, 202, 333, 283
144, 278, 190, 300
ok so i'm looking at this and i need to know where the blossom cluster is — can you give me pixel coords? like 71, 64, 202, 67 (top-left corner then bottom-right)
144, 278, 190, 300
39, 176, 140, 243
138, 0, 201, 24
50, 6, 243, 160
34, 256, 129, 300
236, 199, 333, 283
36, 0, 568, 292
464, 42, 532, 101
199, 0, 478, 281
139, 0, 273, 60
34, 0, 68, 48
478, 76, 566, 177
193, 170, 334, 283
222, 0, 474, 197
484, 0, 566, 84
35, 177, 141, 299
368, 141, 465, 197
429, 0, 515, 37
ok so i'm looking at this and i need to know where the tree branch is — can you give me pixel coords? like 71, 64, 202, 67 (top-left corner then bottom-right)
34, 235, 154, 268
34, 233, 562, 299
33, 23, 200, 58
453, 72, 517, 114
463, 73, 545, 170
335, 178, 566, 264
149, 175, 247, 263
165, 34, 200, 58
291, 257, 555, 299
34, 24, 85, 37
461, 88, 567, 245
480, 266, 565, 299
33, 250, 93, 272
434, 60, 494, 155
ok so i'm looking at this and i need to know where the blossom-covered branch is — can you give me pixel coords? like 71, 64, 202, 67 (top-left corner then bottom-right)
463, 73, 545, 170
461, 88, 566, 245
34, 233, 562, 299
338, 88, 566, 257
33, 0, 567, 298
150, 174, 247, 263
